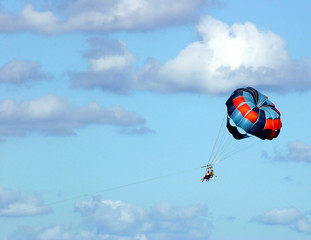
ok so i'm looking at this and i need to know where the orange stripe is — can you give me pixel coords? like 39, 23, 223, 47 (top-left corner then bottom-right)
272, 118, 282, 130
233, 96, 258, 122
245, 110, 258, 124
264, 119, 273, 130
238, 104, 251, 116
233, 96, 245, 108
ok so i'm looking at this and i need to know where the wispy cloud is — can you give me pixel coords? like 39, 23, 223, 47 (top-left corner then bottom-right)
0, 185, 50, 217
252, 207, 311, 234
9, 225, 91, 240
120, 126, 155, 135
0, 59, 51, 85
263, 141, 311, 163
0, 0, 209, 34
0, 95, 145, 137
287, 141, 311, 162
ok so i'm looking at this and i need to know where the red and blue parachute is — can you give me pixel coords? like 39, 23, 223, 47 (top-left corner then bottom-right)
204, 87, 282, 171
225, 87, 282, 140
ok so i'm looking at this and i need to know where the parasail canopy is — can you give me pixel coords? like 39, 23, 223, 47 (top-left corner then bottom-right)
226, 87, 282, 140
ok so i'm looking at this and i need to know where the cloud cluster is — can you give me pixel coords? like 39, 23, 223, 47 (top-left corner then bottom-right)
75, 198, 211, 240
9, 198, 211, 240
2, 6, 310, 95
252, 207, 311, 234
0, 59, 50, 85
263, 141, 311, 163
0, 0, 207, 34
71, 17, 311, 95
0, 95, 145, 136
0, 185, 50, 217
71, 38, 135, 94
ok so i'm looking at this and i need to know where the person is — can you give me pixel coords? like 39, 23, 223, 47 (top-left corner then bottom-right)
201, 169, 214, 182
201, 170, 211, 182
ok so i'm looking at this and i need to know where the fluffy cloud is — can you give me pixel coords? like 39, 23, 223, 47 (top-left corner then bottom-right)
0, 185, 50, 217
138, 16, 311, 94
0, 59, 50, 85
0, 0, 208, 34
8, 198, 211, 240
75, 197, 211, 240
76, 198, 147, 234
71, 38, 135, 94
252, 207, 302, 225
252, 207, 311, 234
0, 95, 145, 137
71, 17, 311, 94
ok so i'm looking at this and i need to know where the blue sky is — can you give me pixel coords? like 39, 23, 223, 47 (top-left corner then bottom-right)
0, 0, 311, 239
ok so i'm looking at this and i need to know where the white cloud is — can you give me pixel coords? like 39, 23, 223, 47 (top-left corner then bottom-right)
76, 198, 147, 234
85, 39, 134, 73
8, 198, 211, 240
120, 126, 155, 135
21, 4, 59, 33
0, 186, 50, 217
287, 141, 311, 162
252, 207, 311, 234
0, 59, 50, 85
71, 39, 135, 94
264, 141, 311, 162
72, 17, 311, 94
75, 197, 211, 240
296, 218, 311, 233
252, 207, 302, 225
137, 16, 311, 94
0, 95, 145, 137
89, 55, 133, 72
8, 225, 96, 240
198, 17, 289, 70
0, 0, 208, 34
10, 224, 148, 240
